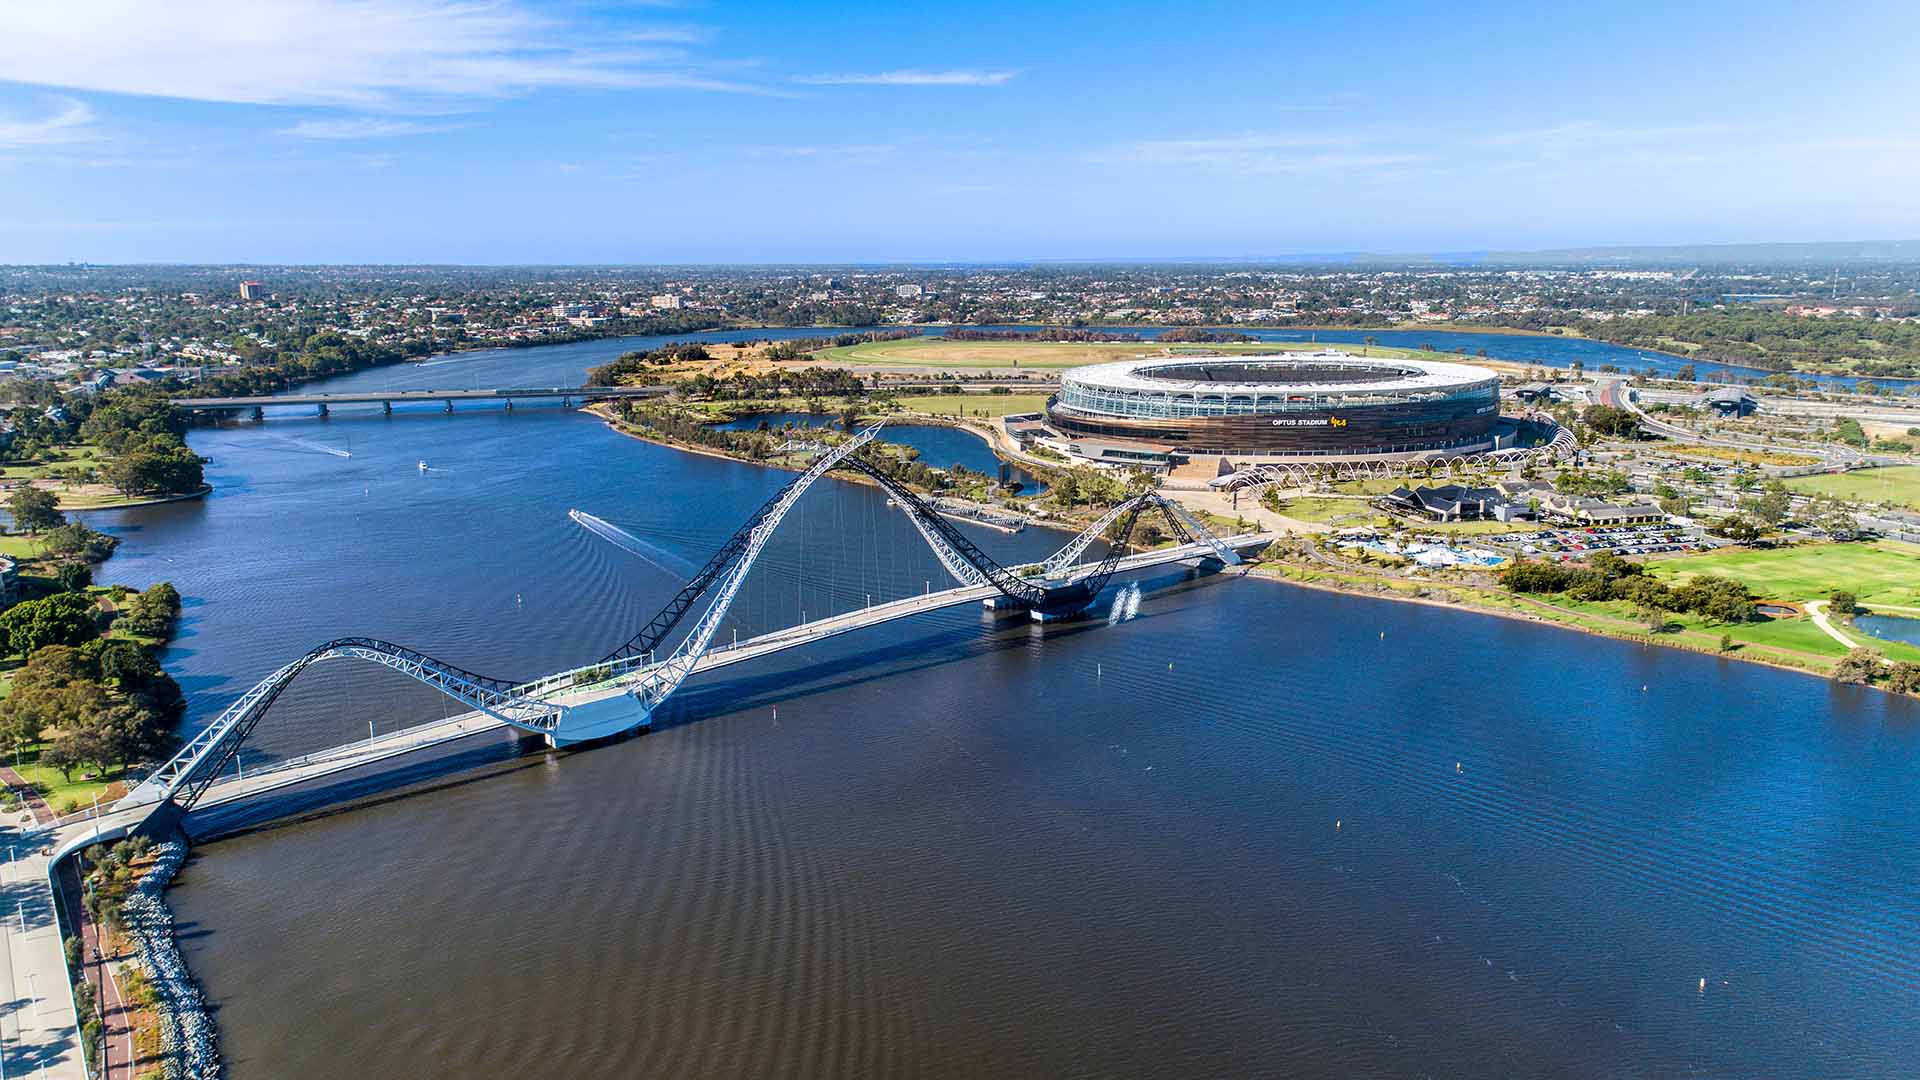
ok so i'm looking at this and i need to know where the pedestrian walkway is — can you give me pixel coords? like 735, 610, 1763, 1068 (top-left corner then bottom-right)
0, 810, 86, 1079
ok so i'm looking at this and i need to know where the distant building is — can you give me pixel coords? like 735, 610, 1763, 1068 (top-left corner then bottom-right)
1696, 386, 1758, 417
238, 281, 264, 301
1512, 382, 1560, 404
649, 294, 683, 310
1382, 484, 1533, 523
1540, 494, 1666, 526
895, 283, 924, 299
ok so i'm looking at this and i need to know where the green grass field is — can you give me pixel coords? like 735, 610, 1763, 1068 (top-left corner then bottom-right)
811, 336, 1456, 370
1554, 595, 1920, 665
1783, 466, 1920, 510
1647, 540, 1920, 607
0, 445, 106, 482
888, 393, 1053, 417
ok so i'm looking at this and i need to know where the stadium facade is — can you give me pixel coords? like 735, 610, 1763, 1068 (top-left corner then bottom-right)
1044, 351, 1504, 460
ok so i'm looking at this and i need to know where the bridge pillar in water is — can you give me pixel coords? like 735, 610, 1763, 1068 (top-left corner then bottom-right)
562, 397, 573, 409
503, 399, 513, 412
382, 400, 393, 415
315, 403, 329, 418
444, 400, 454, 414
250, 406, 264, 422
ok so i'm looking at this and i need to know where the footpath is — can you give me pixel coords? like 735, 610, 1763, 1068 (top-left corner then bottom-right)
0, 803, 87, 1079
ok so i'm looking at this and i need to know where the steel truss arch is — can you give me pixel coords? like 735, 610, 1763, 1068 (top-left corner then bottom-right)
122, 636, 559, 812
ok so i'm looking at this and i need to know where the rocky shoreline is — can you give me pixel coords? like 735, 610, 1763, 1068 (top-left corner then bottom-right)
124, 842, 220, 1079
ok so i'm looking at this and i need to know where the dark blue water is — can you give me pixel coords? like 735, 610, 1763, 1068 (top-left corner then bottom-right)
72, 337, 1920, 1078
1859, 613, 1920, 648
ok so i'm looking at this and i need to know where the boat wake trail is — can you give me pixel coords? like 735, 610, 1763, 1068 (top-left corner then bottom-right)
277, 436, 352, 458
570, 509, 700, 577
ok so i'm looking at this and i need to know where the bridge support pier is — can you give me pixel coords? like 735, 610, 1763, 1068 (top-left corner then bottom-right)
503, 399, 513, 412
382, 401, 393, 415
250, 406, 264, 422
562, 397, 572, 409
315, 403, 329, 418
444, 400, 454, 414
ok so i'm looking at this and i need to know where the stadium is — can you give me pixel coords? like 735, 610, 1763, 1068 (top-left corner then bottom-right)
1042, 351, 1511, 462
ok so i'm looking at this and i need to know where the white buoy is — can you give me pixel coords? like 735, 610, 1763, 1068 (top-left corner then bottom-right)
1335, 819, 1341, 829
1698, 978, 1707, 992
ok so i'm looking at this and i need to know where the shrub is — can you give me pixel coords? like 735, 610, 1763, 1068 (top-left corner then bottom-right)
1829, 591, 1857, 615
1832, 647, 1881, 685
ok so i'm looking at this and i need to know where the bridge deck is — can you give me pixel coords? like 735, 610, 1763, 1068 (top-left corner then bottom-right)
174, 385, 669, 408
12, 533, 1268, 1078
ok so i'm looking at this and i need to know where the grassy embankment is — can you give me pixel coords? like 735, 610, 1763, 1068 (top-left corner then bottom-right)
1257, 538, 1920, 677
1640, 540, 1920, 663
885, 393, 1054, 418
1783, 466, 1920, 511
0, 584, 171, 812
0, 445, 204, 511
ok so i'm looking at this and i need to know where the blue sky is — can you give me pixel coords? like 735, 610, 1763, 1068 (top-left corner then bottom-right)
1, 0, 1917, 263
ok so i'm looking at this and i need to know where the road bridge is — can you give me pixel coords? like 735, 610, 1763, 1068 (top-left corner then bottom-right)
174, 385, 669, 417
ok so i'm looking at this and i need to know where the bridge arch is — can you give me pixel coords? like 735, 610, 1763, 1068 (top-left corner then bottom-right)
123, 422, 1240, 811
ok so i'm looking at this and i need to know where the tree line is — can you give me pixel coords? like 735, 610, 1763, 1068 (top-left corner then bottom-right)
1499, 551, 1758, 624
0, 582, 184, 791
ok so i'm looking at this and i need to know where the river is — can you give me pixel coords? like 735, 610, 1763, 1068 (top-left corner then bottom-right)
75, 334, 1920, 1077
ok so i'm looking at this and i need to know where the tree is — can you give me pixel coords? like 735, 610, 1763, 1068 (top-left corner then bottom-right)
1716, 514, 1765, 545
1739, 481, 1792, 528
1830, 591, 1858, 615
36, 523, 115, 562
1832, 647, 1881, 685
56, 562, 91, 593
1580, 405, 1641, 439
41, 738, 81, 783
5, 486, 63, 535
0, 592, 99, 655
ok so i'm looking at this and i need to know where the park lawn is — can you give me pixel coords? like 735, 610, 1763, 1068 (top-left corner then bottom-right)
811, 336, 1450, 370
1783, 466, 1920, 511
1274, 497, 1386, 526
1554, 596, 1920, 666
0, 445, 107, 482
889, 393, 1053, 417
1646, 540, 1920, 608
11, 746, 124, 815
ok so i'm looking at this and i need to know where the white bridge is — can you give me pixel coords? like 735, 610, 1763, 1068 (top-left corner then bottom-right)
107, 422, 1262, 827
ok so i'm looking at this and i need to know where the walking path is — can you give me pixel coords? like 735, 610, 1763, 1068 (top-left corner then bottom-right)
0, 810, 87, 1080
1808, 599, 1920, 653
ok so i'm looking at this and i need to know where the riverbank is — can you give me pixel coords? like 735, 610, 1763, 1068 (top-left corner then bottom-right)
121, 841, 220, 1078
1245, 542, 1920, 692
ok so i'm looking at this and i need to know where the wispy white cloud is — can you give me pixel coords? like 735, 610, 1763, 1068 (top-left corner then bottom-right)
0, 98, 99, 150
740, 143, 899, 160
795, 70, 1017, 87
1477, 122, 1746, 149
1099, 133, 1421, 175
0, 0, 765, 108
279, 117, 463, 139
